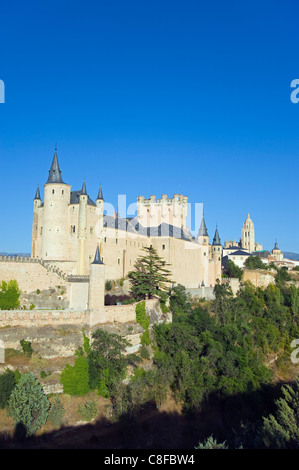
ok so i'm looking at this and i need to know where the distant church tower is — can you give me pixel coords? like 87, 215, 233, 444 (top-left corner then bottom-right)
241, 214, 255, 253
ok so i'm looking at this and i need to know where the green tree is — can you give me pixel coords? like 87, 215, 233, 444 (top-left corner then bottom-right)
88, 329, 131, 396
195, 435, 228, 449
0, 280, 20, 310
8, 372, 50, 436
224, 259, 243, 280
20, 339, 33, 358
60, 355, 90, 396
48, 396, 65, 427
0, 369, 17, 408
244, 256, 265, 270
260, 376, 299, 448
78, 400, 98, 422
128, 246, 172, 301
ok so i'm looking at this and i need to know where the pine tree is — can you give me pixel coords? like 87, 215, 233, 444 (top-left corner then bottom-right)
48, 396, 65, 427
260, 376, 299, 448
8, 372, 50, 436
128, 246, 172, 300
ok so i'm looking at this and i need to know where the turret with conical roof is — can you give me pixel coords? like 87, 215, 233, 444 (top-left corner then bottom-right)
92, 244, 104, 264
46, 148, 65, 184
197, 214, 209, 246
34, 185, 41, 200
41, 148, 71, 260
212, 226, 221, 246
211, 225, 222, 282
97, 185, 103, 201
81, 180, 87, 195
89, 245, 105, 312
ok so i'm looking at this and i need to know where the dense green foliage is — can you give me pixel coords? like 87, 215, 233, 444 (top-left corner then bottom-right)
224, 259, 243, 280
0, 369, 17, 408
128, 246, 172, 301
78, 400, 98, 422
48, 396, 65, 427
195, 436, 228, 449
8, 372, 50, 436
20, 339, 33, 358
60, 355, 90, 396
88, 329, 132, 397
0, 280, 20, 310
260, 376, 299, 448
152, 281, 299, 412
136, 301, 151, 345
244, 256, 265, 270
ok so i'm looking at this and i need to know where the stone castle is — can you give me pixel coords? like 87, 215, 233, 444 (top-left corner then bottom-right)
0, 148, 272, 327
31, 149, 223, 291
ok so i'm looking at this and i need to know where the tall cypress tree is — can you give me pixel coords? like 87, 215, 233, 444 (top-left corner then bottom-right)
128, 246, 172, 300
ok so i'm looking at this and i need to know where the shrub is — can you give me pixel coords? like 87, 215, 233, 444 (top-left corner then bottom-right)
105, 280, 113, 291
141, 330, 151, 346
60, 356, 90, 396
20, 339, 33, 358
48, 396, 65, 427
0, 369, 16, 408
8, 372, 50, 436
119, 278, 125, 287
36, 289, 41, 295
0, 280, 21, 310
78, 400, 98, 422
29, 304, 35, 310
139, 345, 150, 360
136, 301, 150, 329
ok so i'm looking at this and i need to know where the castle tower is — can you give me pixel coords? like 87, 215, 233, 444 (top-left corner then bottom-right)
88, 245, 105, 311
197, 216, 209, 246
96, 184, 104, 241
241, 214, 255, 253
77, 180, 88, 274
31, 186, 41, 258
41, 149, 71, 260
137, 194, 188, 229
212, 226, 222, 282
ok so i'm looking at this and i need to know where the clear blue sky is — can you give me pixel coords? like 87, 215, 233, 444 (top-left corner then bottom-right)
0, 0, 298, 253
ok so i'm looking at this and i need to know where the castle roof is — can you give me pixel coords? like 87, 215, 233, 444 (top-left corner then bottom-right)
81, 180, 87, 195
212, 227, 221, 246
103, 215, 192, 241
92, 245, 104, 264
46, 149, 65, 184
34, 185, 41, 200
198, 217, 208, 237
70, 190, 96, 206
97, 185, 103, 200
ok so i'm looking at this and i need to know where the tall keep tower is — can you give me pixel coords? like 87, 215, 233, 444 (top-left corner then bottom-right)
241, 214, 255, 253
41, 149, 72, 260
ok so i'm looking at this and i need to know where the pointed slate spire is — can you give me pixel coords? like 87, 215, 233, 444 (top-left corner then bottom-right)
92, 245, 104, 264
97, 185, 103, 200
198, 216, 208, 237
46, 148, 64, 184
81, 179, 87, 195
34, 185, 41, 200
213, 226, 221, 246
274, 240, 279, 250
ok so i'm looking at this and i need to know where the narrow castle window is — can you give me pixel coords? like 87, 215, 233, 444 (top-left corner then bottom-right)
118, 259, 120, 265
71, 225, 76, 233
52, 190, 55, 194
62, 190, 64, 194
162, 244, 165, 250
90, 227, 94, 234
